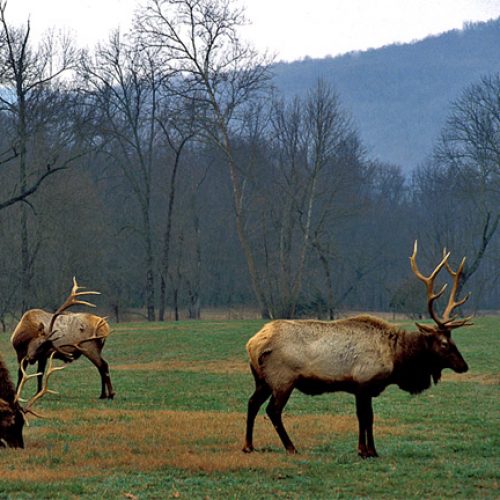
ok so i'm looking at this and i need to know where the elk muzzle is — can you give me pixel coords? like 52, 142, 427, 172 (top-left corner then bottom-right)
448, 343, 468, 373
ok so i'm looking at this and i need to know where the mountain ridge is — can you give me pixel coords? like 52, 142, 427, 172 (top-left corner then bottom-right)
271, 18, 500, 171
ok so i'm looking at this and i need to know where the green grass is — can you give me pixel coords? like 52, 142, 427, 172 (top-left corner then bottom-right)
0, 317, 498, 498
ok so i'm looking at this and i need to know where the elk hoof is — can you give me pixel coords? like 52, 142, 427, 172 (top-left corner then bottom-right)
286, 447, 298, 455
358, 449, 378, 459
242, 445, 254, 453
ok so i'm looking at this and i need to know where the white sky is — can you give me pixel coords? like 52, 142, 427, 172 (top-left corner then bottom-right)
7, 0, 500, 61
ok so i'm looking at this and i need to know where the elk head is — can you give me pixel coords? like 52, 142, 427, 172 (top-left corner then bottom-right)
0, 353, 64, 448
410, 241, 471, 379
27, 277, 100, 363
0, 399, 24, 448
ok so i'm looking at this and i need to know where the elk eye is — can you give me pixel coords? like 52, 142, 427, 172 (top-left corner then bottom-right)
440, 340, 449, 350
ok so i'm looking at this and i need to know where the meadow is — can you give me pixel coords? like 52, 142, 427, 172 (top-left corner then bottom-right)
0, 317, 498, 498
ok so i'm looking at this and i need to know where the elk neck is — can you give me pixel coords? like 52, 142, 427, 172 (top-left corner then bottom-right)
391, 328, 442, 395
0, 354, 16, 404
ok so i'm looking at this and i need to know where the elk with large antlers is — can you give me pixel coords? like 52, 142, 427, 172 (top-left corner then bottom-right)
243, 241, 471, 458
10, 278, 115, 400
0, 351, 63, 448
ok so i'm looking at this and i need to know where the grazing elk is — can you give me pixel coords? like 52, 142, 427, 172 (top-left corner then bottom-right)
0, 351, 64, 448
243, 242, 471, 458
11, 278, 115, 400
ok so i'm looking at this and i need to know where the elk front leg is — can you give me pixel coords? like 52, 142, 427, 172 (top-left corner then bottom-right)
266, 386, 297, 454
16, 357, 29, 391
36, 357, 48, 393
243, 366, 271, 453
355, 394, 378, 458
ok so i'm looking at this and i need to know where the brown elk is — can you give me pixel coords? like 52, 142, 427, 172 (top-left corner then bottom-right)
243, 242, 471, 458
0, 351, 64, 448
11, 278, 115, 400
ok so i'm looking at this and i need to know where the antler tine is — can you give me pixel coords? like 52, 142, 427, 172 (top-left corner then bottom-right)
14, 357, 42, 404
23, 352, 65, 414
48, 277, 101, 333
410, 240, 450, 328
441, 250, 472, 327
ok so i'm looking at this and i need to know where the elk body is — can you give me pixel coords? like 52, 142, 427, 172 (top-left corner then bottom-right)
243, 243, 471, 458
11, 279, 115, 400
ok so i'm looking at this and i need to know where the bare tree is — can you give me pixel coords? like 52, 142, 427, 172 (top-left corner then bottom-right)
156, 93, 198, 321
136, 0, 272, 316
80, 32, 164, 321
430, 73, 500, 294
0, 3, 90, 311
259, 80, 365, 318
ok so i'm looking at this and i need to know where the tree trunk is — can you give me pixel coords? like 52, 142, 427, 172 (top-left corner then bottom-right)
221, 130, 270, 318
159, 149, 182, 321
143, 209, 156, 322
173, 288, 179, 321
19, 95, 31, 313
318, 249, 335, 320
113, 304, 120, 323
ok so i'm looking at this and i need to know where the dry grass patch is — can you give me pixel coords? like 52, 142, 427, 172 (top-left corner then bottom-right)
0, 409, 404, 482
114, 358, 249, 374
443, 371, 500, 385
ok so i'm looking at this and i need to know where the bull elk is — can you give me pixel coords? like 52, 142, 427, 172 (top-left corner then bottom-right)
10, 278, 115, 400
0, 351, 64, 448
243, 242, 471, 458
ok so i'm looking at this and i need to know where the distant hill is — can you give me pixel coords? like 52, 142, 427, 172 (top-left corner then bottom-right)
271, 18, 500, 172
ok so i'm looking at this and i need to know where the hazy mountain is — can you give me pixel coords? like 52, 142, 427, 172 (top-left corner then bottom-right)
271, 18, 500, 172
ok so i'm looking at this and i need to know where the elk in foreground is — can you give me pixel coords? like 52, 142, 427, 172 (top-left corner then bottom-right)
243, 242, 471, 458
0, 351, 64, 448
11, 278, 115, 400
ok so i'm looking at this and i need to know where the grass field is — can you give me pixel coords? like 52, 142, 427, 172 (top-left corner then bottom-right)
0, 317, 498, 498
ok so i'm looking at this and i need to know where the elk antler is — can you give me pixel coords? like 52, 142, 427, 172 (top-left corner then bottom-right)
441, 249, 473, 329
15, 359, 42, 405
410, 240, 450, 328
15, 352, 65, 420
48, 277, 101, 334
410, 241, 472, 331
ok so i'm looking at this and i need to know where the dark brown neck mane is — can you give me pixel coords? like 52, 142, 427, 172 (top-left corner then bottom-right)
392, 330, 441, 394
0, 353, 16, 403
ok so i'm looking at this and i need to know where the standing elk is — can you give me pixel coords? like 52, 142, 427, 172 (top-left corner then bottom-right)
0, 351, 63, 448
243, 242, 471, 458
10, 278, 115, 400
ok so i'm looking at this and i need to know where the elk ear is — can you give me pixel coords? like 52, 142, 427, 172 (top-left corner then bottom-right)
415, 322, 437, 334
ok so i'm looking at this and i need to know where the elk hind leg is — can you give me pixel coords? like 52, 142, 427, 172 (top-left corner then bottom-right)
266, 385, 297, 454
243, 365, 271, 453
85, 349, 115, 399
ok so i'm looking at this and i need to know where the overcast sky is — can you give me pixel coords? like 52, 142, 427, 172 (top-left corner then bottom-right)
7, 0, 500, 61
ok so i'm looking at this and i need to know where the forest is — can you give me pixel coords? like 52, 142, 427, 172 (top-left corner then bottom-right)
0, 0, 498, 325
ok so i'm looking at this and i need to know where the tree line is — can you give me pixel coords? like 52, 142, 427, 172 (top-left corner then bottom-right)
0, 0, 498, 326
